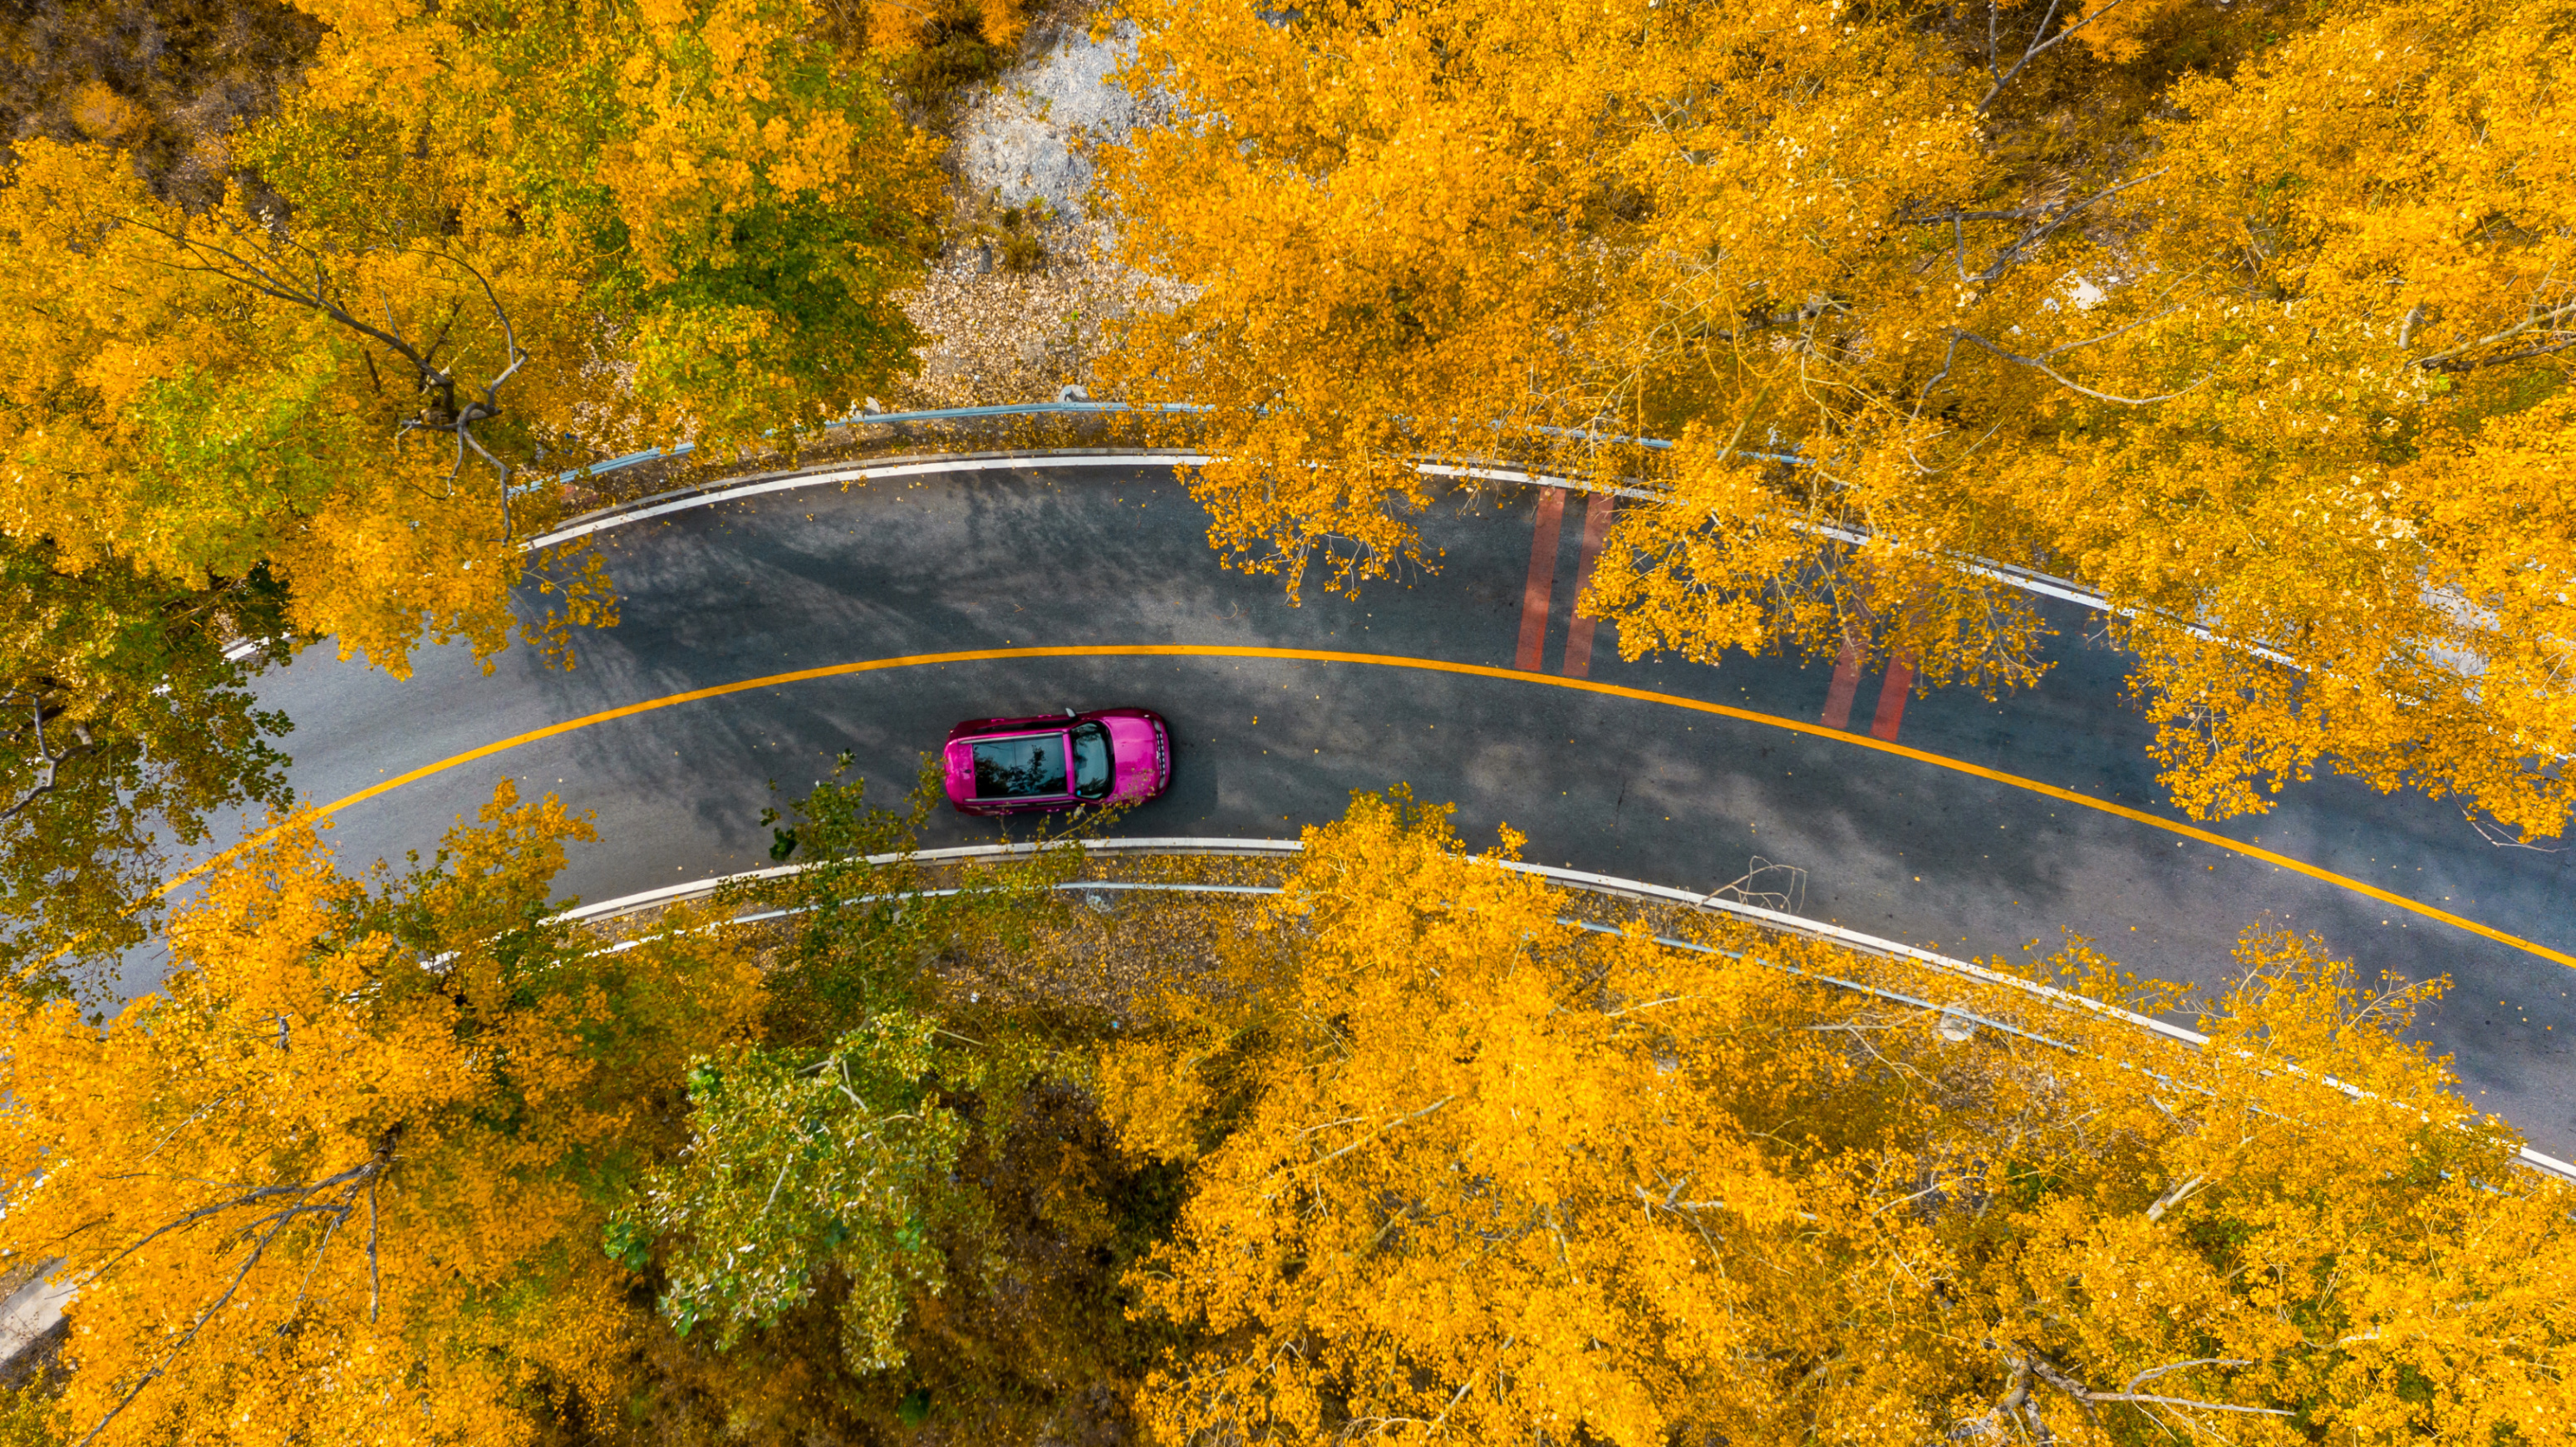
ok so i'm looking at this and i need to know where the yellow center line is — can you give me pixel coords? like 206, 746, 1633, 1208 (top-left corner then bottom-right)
172, 643, 2574, 969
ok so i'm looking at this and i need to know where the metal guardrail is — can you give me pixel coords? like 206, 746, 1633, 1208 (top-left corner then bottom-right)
564, 839, 2576, 1185
524, 397, 1214, 495
519, 440, 2133, 626
524, 398, 1812, 496
503, 395, 2345, 680
525, 431, 2326, 682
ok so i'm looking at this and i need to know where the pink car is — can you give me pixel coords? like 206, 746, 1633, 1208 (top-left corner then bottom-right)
942, 706, 1172, 816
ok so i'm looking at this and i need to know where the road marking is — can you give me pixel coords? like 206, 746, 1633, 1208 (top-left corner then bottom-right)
1871, 652, 1917, 742
1516, 489, 1566, 671
1822, 641, 1863, 730
170, 643, 2574, 971
1561, 491, 1616, 678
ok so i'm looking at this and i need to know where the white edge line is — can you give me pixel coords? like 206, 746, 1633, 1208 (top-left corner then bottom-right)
552, 837, 1294, 923
531, 450, 2267, 662
528, 451, 2115, 616
555, 840, 2576, 1184
522, 453, 1212, 553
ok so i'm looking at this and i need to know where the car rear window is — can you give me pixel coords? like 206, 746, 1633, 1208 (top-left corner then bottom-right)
971, 734, 1068, 799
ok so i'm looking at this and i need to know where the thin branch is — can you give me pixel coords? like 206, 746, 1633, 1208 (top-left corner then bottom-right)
1298, 1096, 1457, 1171
1910, 172, 2166, 289
2430, 332, 2576, 371
1603, 993, 1692, 1017
1946, 328, 2211, 405
2082, 1391, 2293, 1415
1902, 204, 2052, 226
80, 1182, 312, 1284
120, 214, 533, 536
1979, 0, 2129, 111
2144, 1172, 2206, 1222
2, 691, 97, 823
71, 1125, 401, 1447
2413, 298, 2576, 372
458, 429, 518, 539
75, 1203, 300, 1447
276, 1194, 356, 1332
2125, 1358, 2254, 1393
415, 298, 465, 376
1297, 1115, 1367, 1136
135, 219, 432, 373
2031, 303, 2185, 362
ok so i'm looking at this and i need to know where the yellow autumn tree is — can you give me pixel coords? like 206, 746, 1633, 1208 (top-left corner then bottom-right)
0, 784, 762, 1447
1097, 0, 2576, 838
1102, 791, 2576, 1444
0, 0, 943, 673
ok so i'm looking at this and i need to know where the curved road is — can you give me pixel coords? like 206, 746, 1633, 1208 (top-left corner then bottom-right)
177, 454, 2576, 1154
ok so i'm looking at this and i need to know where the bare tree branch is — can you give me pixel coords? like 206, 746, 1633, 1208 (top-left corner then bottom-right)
1943, 327, 2212, 406
2412, 298, 2576, 372
2144, 1172, 2207, 1221
1905, 172, 2166, 289
2079, 1390, 2293, 1415
1295, 1096, 1457, 1172
276, 1191, 355, 1331
74, 1202, 298, 1447
1957, 1344, 2294, 1437
1978, 0, 2133, 111
115, 213, 533, 539
79, 1182, 313, 1283
2124, 1357, 2255, 1393
2, 689, 99, 823
365, 1170, 381, 1324
70, 1125, 405, 1447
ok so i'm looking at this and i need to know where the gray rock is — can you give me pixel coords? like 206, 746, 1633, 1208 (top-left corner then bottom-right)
956, 21, 1166, 222
0, 1262, 70, 1384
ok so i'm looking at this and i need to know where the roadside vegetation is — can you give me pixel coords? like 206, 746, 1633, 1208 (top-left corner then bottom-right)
0, 0, 1146, 976
0, 0, 950, 974
3, 0, 2574, 1440
2, 781, 2569, 1445
7, 0, 2569, 981
1095, 0, 2576, 844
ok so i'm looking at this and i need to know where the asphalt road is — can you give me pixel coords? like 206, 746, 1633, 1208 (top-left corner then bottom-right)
172, 456, 2576, 1154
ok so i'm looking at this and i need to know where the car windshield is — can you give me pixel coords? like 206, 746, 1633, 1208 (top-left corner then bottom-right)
1070, 721, 1112, 799
971, 733, 1068, 799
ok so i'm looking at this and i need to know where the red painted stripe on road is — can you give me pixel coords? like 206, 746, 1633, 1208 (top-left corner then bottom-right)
1515, 489, 1566, 670
1560, 492, 1617, 678
1821, 641, 1862, 729
1871, 652, 1917, 741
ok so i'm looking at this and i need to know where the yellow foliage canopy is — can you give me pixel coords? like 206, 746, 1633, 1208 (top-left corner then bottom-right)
0, 785, 762, 1446
0, 0, 941, 673
1098, 0, 2576, 837
1106, 792, 2576, 1444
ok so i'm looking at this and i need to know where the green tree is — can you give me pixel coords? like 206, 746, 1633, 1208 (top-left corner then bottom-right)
0, 539, 293, 989
607, 765, 1187, 1445
617, 1012, 992, 1375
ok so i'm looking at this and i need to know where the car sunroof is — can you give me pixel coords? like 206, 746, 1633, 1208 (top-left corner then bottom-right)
971, 733, 1068, 799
